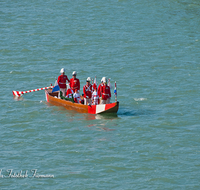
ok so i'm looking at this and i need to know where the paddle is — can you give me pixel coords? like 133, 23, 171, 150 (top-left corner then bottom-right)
12, 85, 54, 97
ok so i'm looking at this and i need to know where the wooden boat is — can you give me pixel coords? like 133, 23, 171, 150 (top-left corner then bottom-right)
45, 89, 119, 114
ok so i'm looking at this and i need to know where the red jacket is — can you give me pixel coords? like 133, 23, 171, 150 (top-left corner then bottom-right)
74, 93, 81, 103
98, 84, 103, 97
83, 84, 92, 98
57, 74, 70, 89
102, 85, 111, 100
66, 88, 73, 98
70, 78, 80, 91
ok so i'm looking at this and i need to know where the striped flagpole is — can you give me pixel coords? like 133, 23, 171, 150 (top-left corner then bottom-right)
114, 81, 117, 102
108, 78, 112, 89
12, 85, 54, 97
94, 76, 97, 89
92, 78, 94, 91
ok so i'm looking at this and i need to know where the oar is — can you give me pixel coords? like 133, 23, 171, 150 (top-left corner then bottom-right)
12, 85, 54, 97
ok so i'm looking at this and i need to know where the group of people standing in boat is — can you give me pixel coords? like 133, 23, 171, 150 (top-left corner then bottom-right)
57, 68, 111, 105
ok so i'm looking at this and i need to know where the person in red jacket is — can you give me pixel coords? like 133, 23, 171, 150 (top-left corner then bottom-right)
83, 77, 92, 105
69, 71, 80, 93
57, 68, 70, 97
98, 78, 104, 104
66, 88, 74, 98
101, 77, 111, 104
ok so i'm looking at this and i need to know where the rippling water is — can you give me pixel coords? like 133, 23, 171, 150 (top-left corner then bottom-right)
1, 0, 200, 189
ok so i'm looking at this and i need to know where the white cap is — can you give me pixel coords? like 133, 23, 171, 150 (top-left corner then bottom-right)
102, 77, 107, 83
86, 77, 91, 82
101, 77, 104, 82
60, 68, 65, 73
72, 71, 77, 76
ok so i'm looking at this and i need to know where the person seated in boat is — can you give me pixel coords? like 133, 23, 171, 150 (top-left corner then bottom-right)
101, 77, 111, 104
73, 89, 82, 104
59, 85, 74, 103
57, 68, 70, 97
92, 87, 99, 105
66, 85, 74, 98
69, 71, 80, 93
98, 78, 104, 104
83, 77, 92, 105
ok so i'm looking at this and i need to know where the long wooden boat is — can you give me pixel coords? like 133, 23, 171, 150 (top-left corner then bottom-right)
45, 89, 119, 114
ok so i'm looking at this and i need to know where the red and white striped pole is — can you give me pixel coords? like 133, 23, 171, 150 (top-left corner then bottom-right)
12, 85, 54, 97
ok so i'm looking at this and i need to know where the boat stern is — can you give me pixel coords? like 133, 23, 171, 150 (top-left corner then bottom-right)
88, 102, 119, 114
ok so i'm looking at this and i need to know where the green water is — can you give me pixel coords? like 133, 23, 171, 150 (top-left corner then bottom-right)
1, 0, 200, 189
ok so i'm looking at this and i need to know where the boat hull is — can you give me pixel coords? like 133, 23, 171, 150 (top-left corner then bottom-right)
45, 89, 119, 114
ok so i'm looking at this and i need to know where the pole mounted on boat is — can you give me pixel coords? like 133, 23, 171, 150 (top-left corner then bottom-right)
12, 85, 54, 97
108, 78, 112, 89
114, 81, 117, 102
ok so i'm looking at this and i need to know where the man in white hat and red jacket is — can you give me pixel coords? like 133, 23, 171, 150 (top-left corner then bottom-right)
83, 77, 92, 105
98, 77, 104, 104
101, 77, 111, 104
69, 71, 80, 93
57, 68, 70, 97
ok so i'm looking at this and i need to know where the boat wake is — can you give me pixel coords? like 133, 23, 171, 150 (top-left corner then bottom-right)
118, 107, 157, 117
117, 110, 136, 116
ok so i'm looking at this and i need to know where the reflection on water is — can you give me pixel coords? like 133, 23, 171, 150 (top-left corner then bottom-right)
46, 102, 119, 132
84, 113, 119, 120
100, 127, 116, 131
87, 123, 116, 131
85, 114, 118, 132
13, 96, 24, 101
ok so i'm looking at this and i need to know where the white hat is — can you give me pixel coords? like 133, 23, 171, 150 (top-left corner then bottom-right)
72, 71, 77, 76
86, 77, 91, 82
60, 68, 65, 73
102, 77, 107, 83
